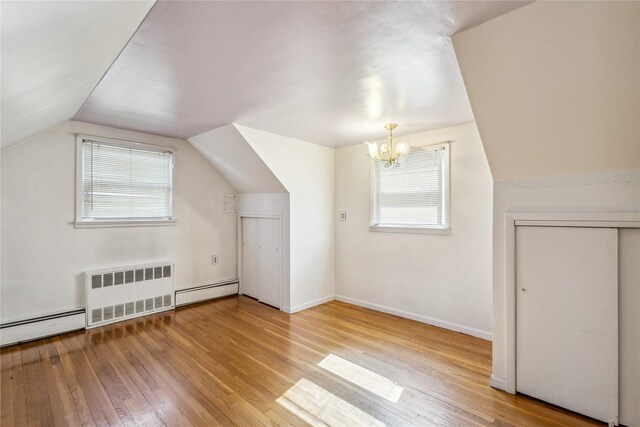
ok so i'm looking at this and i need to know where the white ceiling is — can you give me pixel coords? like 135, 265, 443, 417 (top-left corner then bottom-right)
0, 1, 154, 149
72, 1, 529, 147
189, 124, 287, 193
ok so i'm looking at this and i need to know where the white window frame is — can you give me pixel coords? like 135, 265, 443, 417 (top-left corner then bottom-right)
75, 134, 177, 228
369, 141, 451, 235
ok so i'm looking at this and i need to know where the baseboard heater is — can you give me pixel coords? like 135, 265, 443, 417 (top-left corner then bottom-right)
0, 309, 86, 347
86, 261, 175, 329
175, 279, 239, 307
1, 275, 236, 346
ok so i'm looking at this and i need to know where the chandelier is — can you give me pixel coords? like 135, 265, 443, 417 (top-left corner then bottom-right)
365, 123, 409, 169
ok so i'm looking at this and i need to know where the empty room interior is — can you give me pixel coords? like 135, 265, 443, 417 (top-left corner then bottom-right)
1, 1, 639, 426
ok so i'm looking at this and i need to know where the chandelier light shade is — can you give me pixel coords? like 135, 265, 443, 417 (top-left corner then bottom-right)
365, 123, 409, 169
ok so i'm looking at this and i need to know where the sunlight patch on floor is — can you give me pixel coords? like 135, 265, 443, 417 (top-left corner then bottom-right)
276, 378, 386, 427
318, 354, 404, 403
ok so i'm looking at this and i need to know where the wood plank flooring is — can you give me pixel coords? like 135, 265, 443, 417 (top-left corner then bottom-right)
1, 296, 602, 426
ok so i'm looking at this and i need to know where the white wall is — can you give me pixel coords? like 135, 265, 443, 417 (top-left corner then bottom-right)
235, 125, 335, 311
1, 121, 237, 323
453, 1, 640, 180
237, 193, 291, 308
334, 123, 493, 339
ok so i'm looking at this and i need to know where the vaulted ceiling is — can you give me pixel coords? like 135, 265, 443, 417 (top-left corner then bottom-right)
2, 1, 530, 149
454, 1, 640, 179
0, 1, 154, 148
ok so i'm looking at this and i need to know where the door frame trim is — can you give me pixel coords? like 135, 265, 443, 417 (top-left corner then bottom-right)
237, 211, 284, 310
499, 211, 640, 394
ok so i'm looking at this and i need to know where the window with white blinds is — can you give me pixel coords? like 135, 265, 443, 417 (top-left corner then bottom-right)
79, 139, 174, 222
372, 143, 449, 229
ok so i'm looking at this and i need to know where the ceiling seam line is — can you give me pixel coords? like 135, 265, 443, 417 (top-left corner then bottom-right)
71, 0, 159, 120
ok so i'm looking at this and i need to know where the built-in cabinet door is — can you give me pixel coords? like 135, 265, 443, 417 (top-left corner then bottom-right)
258, 218, 281, 308
241, 217, 260, 299
516, 226, 618, 424
619, 229, 640, 427
241, 217, 281, 309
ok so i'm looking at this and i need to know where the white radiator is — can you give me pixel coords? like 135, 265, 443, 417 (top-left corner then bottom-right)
85, 261, 175, 328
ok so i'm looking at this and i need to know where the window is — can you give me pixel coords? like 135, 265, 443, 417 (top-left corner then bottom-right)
370, 142, 450, 233
76, 135, 175, 226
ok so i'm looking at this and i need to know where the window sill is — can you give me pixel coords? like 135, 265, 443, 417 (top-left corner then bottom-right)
368, 225, 451, 235
74, 220, 177, 229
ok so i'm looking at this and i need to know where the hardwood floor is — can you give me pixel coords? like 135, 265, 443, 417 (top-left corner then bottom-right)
1, 296, 602, 426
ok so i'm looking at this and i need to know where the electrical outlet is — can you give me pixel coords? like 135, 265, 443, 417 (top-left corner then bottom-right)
211, 255, 219, 265
339, 211, 347, 221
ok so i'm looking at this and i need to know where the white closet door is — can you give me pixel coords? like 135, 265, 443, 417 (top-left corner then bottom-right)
258, 218, 281, 308
241, 217, 260, 299
619, 229, 640, 427
516, 226, 618, 423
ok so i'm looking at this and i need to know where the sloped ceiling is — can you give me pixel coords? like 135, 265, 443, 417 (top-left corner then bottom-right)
73, 1, 529, 147
453, 1, 640, 180
189, 124, 287, 193
0, 0, 154, 148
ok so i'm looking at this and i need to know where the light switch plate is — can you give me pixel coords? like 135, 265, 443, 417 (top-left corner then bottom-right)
339, 211, 346, 221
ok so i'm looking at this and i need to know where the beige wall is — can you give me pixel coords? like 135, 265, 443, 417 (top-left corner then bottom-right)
1, 121, 237, 322
334, 123, 493, 338
453, 1, 640, 180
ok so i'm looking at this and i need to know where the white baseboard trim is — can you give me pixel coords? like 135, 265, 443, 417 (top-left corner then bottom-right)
175, 281, 239, 307
490, 374, 510, 392
334, 295, 492, 341
284, 295, 335, 314
1, 310, 86, 347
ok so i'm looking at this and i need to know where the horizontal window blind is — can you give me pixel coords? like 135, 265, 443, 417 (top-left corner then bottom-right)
373, 146, 445, 226
82, 141, 173, 221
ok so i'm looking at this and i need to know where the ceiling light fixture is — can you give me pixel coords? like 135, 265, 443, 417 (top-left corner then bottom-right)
365, 123, 409, 169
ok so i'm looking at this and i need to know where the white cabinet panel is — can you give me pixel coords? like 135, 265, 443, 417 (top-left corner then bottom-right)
258, 218, 281, 308
619, 229, 640, 427
516, 226, 618, 423
241, 216, 281, 309
242, 217, 260, 299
